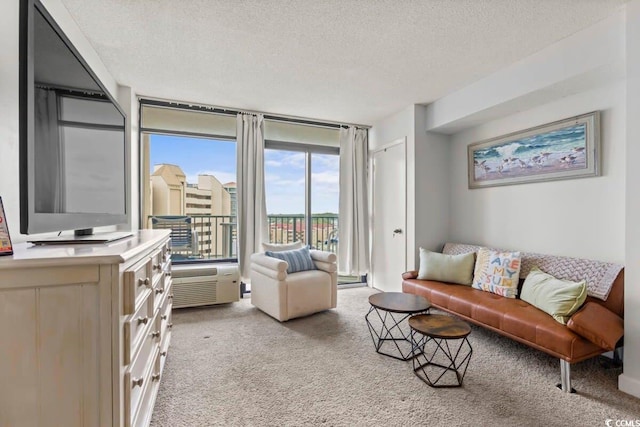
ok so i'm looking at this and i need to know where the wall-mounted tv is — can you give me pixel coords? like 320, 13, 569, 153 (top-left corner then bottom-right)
19, 0, 129, 242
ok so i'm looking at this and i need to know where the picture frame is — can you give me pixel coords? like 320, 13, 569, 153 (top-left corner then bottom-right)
468, 111, 600, 189
0, 196, 13, 256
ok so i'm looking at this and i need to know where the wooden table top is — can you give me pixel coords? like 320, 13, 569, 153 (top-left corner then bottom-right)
409, 314, 471, 339
368, 292, 431, 313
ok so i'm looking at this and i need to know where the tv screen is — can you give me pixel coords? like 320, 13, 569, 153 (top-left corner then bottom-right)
20, 0, 127, 235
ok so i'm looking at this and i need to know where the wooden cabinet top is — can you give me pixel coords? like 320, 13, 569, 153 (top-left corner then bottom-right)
0, 229, 170, 269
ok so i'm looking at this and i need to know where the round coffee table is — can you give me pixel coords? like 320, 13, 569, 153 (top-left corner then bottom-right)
409, 314, 473, 387
365, 292, 431, 361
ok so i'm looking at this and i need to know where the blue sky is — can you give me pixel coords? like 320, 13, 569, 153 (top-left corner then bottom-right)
150, 134, 339, 214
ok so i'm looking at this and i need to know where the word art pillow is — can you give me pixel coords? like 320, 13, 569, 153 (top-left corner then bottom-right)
472, 248, 521, 298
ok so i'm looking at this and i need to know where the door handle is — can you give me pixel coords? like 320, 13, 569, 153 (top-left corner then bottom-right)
393, 228, 402, 235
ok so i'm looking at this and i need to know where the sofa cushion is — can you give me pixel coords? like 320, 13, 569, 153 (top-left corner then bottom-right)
262, 241, 303, 252
567, 302, 624, 351
265, 246, 316, 273
520, 268, 587, 324
417, 248, 475, 285
472, 248, 521, 298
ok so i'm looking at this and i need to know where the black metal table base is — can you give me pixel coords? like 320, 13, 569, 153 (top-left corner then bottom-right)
365, 306, 429, 361
411, 330, 473, 387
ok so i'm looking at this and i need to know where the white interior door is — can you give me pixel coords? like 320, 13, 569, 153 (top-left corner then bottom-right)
371, 140, 406, 292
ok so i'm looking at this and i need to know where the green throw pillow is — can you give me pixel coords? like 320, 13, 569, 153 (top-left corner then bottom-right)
520, 267, 587, 324
417, 248, 475, 285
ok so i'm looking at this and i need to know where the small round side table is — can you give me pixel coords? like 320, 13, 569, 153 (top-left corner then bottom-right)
365, 292, 431, 361
409, 314, 473, 387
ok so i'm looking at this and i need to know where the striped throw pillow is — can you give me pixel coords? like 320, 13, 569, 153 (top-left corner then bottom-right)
265, 246, 316, 274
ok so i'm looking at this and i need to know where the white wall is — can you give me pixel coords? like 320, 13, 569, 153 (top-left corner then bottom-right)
370, 105, 416, 274
415, 107, 451, 263
0, 0, 126, 242
620, 0, 640, 399
369, 105, 451, 272
449, 82, 625, 262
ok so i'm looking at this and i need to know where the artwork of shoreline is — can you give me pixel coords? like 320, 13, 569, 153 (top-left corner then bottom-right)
473, 123, 588, 182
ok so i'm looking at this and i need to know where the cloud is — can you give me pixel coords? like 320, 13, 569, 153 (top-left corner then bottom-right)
265, 151, 305, 169
313, 154, 339, 171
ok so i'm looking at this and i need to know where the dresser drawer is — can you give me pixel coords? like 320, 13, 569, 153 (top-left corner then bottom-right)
150, 248, 164, 283
123, 258, 152, 315
132, 348, 162, 427
123, 290, 154, 365
124, 318, 160, 427
160, 285, 172, 333
152, 274, 167, 313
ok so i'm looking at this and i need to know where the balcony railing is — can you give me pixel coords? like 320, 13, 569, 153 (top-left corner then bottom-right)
148, 214, 338, 261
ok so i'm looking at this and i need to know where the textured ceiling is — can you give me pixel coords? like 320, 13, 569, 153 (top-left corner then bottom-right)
59, 0, 627, 125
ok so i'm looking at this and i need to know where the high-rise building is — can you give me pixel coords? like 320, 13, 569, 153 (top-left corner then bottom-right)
223, 182, 237, 218
150, 164, 233, 257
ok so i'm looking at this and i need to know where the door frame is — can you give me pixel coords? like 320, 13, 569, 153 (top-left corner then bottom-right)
369, 137, 407, 290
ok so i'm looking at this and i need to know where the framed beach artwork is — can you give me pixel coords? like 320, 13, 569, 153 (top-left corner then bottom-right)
468, 111, 600, 189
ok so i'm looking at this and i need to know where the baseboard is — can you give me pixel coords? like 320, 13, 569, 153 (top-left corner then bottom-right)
618, 373, 640, 398
338, 283, 367, 289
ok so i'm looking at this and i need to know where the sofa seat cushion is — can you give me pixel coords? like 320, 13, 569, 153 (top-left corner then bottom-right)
402, 278, 604, 361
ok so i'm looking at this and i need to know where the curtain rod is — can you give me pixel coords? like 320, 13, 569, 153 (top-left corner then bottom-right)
138, 96, 371, 130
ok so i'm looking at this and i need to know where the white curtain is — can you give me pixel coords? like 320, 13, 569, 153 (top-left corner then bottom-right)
338, 127, 369, 276
236, 113, 268, 280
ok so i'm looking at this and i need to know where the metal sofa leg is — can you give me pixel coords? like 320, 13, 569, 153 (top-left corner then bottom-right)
557, 359, 576, 393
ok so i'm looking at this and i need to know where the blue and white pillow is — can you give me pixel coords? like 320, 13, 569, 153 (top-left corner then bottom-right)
265, 246, 316, 274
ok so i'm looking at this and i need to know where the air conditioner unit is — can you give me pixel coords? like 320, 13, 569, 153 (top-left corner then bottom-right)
172, 264, 240, 308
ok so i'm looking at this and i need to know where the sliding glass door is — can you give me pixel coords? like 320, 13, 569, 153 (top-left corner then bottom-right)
264, 144, 339, 253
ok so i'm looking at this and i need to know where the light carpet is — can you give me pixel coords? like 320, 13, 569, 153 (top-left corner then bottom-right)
151, 287, 640, 426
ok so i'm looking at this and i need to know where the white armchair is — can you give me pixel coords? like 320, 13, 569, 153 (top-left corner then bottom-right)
250, 249, 338, 321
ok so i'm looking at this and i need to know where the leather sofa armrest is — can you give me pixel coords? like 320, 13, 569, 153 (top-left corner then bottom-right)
309, 250, 337, 263
250, 252, 288, 272
402, 270, 418, 280
567, 302, 624, 351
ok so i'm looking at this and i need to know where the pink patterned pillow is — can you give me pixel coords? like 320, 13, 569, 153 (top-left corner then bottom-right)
472, 248, 521, 298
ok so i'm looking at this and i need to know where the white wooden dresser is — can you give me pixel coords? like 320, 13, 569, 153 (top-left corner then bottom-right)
0, 229, 173, 427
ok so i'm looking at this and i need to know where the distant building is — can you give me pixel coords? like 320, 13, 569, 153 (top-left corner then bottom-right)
150, 164, 233, 257
223, 182, 237, 218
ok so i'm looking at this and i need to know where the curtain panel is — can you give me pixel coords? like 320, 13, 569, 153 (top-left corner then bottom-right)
236, 113, 268, 280
338, 127, 370, 276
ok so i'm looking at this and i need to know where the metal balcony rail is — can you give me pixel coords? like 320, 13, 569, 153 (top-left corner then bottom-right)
147, 214, 339, 261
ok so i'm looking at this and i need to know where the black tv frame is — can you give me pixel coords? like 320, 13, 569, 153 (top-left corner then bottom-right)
19, 0, 129, 238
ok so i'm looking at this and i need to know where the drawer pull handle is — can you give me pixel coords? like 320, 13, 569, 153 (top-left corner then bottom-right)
137, 278, 150, 287
155, 289, 164, 295
153, 264, 161, 271
161, 314, 168, 320
168, 294, 174, 300
166, 249, 172, 254
165, 272, 172, 277
152, 373, 161, 382
161, 351, 167, 357
137, 316, 149, 325
151, 330, 161, 339
132, 377, 144, 388
168, 323, 173, 329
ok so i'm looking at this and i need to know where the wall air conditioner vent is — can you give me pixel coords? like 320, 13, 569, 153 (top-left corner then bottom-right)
172, 264, 239, 309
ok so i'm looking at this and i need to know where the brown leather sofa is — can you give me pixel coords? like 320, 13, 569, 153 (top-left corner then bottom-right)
402, 268, 624, 392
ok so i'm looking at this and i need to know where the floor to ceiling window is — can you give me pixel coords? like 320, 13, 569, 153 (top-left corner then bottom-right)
140, 102, 237, 264
264, 143, 339, 250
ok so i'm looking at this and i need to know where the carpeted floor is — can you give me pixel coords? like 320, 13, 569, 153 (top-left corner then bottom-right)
151, 287, 640, 427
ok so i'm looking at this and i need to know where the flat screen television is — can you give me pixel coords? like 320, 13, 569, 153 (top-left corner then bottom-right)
19, 0, 129, 243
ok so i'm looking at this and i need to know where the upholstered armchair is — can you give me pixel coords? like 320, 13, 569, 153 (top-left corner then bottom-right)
250, 248, 337, 322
